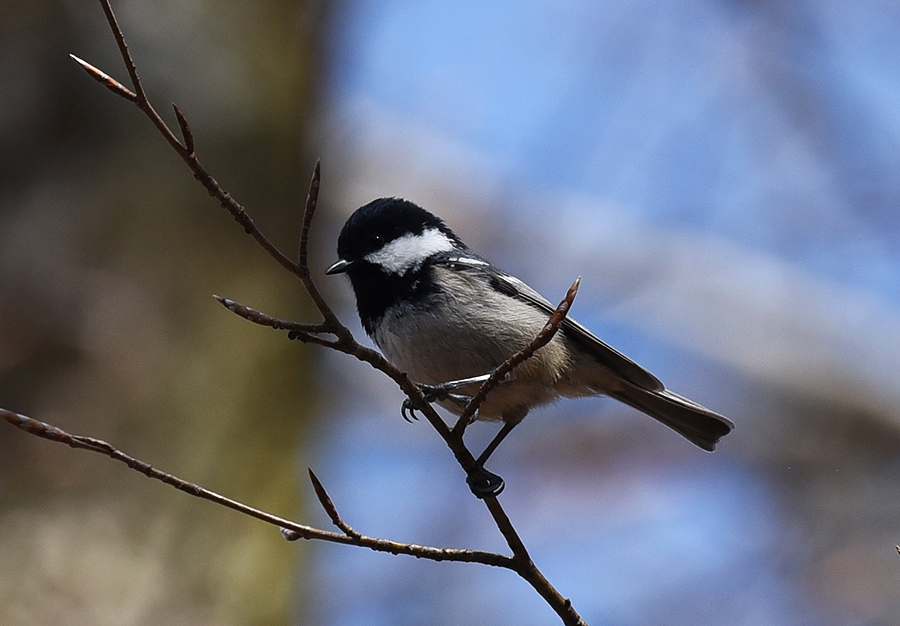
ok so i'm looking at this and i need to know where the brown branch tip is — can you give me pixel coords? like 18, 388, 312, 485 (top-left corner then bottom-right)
70, 54, 137, 101
173, 104, 194, 154
307, 468, 361, 539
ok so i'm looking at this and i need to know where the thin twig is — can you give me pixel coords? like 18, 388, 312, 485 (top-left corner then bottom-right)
297, 160, 320, 271
292, 161, 351, 339
213, 295, 331, 335
172, 104, 194, 155
98, 0, 144, 101
0, 408, 514, 567
307, 469, 361, 539
72, 2, 303, 280
453, 276, 581, 436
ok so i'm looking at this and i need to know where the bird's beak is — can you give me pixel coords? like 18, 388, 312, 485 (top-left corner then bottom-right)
325, 258, 354, 275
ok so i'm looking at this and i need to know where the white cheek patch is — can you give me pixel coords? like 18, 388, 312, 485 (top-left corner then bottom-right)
365, 228, 456, 275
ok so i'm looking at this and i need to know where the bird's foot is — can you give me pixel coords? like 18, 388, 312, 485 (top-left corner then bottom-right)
466, 466, 505, 499
401, 387, 473, 422
400, 377, 489, 422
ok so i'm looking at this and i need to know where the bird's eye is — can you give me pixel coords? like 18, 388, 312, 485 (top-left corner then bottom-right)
371, 234, 384, 247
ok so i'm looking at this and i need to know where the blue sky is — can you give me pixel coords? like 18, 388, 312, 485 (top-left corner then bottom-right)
309, 2, 900, 624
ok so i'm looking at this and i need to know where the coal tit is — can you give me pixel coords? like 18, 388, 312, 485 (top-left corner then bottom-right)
327, 198, 734, 496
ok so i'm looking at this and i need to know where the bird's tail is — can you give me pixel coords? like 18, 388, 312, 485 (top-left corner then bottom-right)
608, 382, 734, 451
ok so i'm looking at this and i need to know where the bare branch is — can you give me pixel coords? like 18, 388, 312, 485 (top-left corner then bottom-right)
97, 0, 145, 102
72, 2, 304, 281
0, 407, 515, 568
453, 276, 581, 435
291, 161, 352, 339
297, 160, 320, 270
172, 104, 194, 155
307, 469, 361, 539
213, 295, 331, 335
1, 407, 304, 531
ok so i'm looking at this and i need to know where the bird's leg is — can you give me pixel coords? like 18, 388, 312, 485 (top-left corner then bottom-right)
466, 420, 519, 499
400, 374, 491, 422
398, 371, 516, 498
421, 373, 492, 394
476, 420, 518, 467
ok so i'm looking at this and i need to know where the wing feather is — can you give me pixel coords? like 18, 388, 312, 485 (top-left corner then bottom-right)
436, 255, 664, 391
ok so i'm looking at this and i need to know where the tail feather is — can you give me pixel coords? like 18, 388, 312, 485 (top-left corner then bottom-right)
609, 382, 734, 451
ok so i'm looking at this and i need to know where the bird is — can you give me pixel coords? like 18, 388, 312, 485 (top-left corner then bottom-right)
326, 197, 734, 497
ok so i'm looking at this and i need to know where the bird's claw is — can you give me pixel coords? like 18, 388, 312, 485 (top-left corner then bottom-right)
466, 467, 505, 499
401, 384, 473, 422
401, 398, 420, 422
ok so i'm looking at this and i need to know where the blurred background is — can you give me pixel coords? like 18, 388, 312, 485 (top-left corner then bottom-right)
2, 0, 900, 624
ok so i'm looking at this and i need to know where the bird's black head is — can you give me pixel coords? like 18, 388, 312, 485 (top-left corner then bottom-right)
329, 198, 464, 274
327, 198, 466, 332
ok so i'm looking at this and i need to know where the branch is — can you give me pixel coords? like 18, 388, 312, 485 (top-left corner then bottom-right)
217, 285, 587, 626
292, 160, 352, 339
454, 276, 582, 435
213, 295, 332, 336
0, 408, 513, 568
63, 2, 590, 624
305, 468, 361, 540
71, 2, 303, 281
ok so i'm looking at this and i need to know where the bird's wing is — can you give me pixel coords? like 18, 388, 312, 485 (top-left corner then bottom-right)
436, 254, 664, 391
